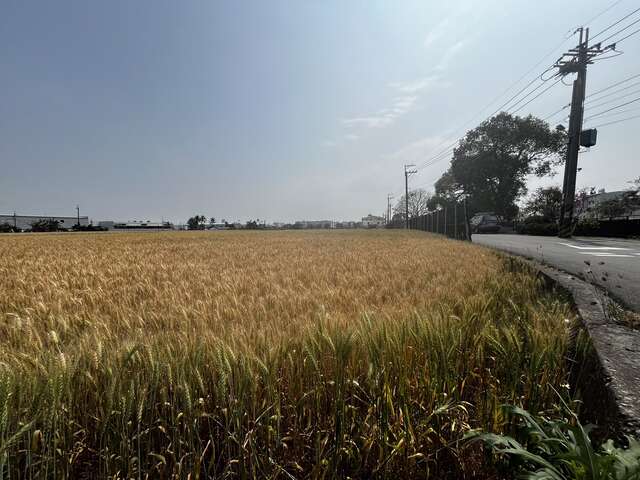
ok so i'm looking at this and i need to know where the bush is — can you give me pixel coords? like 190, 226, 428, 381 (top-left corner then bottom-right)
72, 224, 108, 232
30, 219, 65, 232
0, 222, 19, 233
467, 403, 640, 479
516, 215, 558, 236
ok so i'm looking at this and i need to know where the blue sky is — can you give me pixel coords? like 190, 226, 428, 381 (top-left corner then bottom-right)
1, 0, 639, 223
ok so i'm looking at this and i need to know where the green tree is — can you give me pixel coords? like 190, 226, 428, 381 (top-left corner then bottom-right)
187, 215, 207, 230
0, 222, 18, 233
30, 219, 63, 232
440, 113, 566, 219
392, 188, 432, 221
522, 186, 563, 222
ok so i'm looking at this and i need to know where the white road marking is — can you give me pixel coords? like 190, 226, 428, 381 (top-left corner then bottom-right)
577, 252, 635, 258
557, 242, 630, 251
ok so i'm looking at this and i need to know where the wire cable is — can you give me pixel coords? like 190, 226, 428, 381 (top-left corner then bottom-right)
590, 5, 640, 40
589, 113, 640, 128
586, 72, 640, 98
412, 37, 570, 171
610, 26, 640, 44
584, 105, 640, 121
586, 80, 640, 102
599, 16, 640, 44
509, 78, 564, 115
500, 79, 553, 113
542, 104, 571, 122
584, 96, 640, 120
582, 0, 626, 28
391, 4, 631, 197
584, 88, 640, 111
415, 72, 558, 171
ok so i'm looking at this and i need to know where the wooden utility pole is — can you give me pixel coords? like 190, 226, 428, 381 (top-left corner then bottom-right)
556, 27, 606, 237
404, 165, 416, 229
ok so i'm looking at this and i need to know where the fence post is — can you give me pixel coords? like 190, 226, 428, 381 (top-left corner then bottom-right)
444, 207, 447, 237
454, 203, 458, 239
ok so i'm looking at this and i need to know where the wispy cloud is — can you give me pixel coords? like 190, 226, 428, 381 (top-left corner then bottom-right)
423, 18, 451, 48
342, 94, 419, 129
340, 44, 461, 133
333, 12, 465, 138
389, 135, 449, 164
435, 41, 465, 71
389, 75, 440, 94
423, 0, 473, 50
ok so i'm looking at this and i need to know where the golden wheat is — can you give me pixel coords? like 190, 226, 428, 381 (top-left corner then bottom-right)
0, 230, 574, 478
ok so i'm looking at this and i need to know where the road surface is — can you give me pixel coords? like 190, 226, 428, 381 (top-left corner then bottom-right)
473, 234, 640, 312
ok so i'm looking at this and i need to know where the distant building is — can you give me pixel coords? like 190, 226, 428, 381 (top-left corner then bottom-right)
361, 214, 385, 228
98, 220, 173, 230
0, 213, 88, 231
577, 190, 640, 220
335, 221, 358, 229
294, 220, 333, 229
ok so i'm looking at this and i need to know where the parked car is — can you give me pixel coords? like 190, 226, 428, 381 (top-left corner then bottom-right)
470, 213, 501, 233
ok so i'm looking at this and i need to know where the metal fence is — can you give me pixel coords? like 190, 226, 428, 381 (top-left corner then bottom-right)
408, 202, 470, 240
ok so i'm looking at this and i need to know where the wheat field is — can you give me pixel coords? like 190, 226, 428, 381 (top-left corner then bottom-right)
0, 230, 573, 478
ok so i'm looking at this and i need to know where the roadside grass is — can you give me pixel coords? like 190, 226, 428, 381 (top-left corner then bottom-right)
0, 230, 574, 478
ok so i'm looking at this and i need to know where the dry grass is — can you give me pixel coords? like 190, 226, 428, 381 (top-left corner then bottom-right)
0, 230, 573, 478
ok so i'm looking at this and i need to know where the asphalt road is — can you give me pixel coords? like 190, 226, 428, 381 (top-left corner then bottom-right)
473, 234, 640, 312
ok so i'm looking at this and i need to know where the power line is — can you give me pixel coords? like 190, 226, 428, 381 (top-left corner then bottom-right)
415, 74, 556, 172
543, 104, 570, 122
590, 113, 640, 128
585, 79, 640, 102
584, 105, 640, 121
509, 78, 564, 115
500, 79, 552, 113
586, 72, 640, 98
584, 95, 640, 120
590, 5, 640, 40
584, 88, 640, 111
582, 0, 626, 28
412, 38, 569, 171
412, 78, 545, 171
611, 25, 640, 44
391, 3, 632, 201
599, 16, 640, 44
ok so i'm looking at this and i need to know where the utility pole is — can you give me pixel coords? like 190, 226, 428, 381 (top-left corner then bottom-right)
404, 164, 416, 229
76, 205, 80, 227
556, 27, 606, 237
387, 194, 394, 224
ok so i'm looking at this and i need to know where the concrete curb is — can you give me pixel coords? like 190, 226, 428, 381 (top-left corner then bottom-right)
521, 258, 640, 437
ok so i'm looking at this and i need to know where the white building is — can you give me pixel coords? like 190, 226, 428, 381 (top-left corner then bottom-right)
361, 214, 385, 228
577, 190, 640, 220
98, 220, 173, 230
0, 214, 88, 231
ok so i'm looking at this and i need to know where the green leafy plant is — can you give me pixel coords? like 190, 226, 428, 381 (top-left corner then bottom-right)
466, 404, 640, 479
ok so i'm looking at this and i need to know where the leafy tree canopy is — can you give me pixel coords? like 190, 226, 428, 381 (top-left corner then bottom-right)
437, 113, 566, 219
522, 186, 563, 222
187, 215, 207, 230
392, 188, 432, 221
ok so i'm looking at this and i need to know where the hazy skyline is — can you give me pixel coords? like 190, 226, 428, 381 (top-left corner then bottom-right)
2, 0, 639, 223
